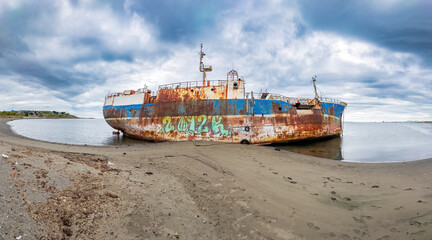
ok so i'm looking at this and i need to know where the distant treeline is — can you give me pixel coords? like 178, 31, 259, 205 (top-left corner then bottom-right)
0, 110, 77, 119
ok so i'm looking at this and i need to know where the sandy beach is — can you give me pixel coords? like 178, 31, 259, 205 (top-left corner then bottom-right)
0, 118, 431, 239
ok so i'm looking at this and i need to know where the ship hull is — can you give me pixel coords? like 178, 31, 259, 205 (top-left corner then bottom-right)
103, 99, 345, 144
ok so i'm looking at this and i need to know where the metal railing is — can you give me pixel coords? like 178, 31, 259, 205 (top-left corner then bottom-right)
157, 76, 244, 90
106, 84, 346, 106
318, 97, 346, 105
248, 92, 346, 106
249, 92, 312, 105
157, 80, 226, 90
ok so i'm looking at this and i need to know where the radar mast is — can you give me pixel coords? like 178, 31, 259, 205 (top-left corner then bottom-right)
312, 76, 319, 99
199, 43, 212, 86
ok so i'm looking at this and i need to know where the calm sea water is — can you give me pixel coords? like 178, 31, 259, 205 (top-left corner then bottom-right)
7, 119, 432, 163
7, 119, 144, 146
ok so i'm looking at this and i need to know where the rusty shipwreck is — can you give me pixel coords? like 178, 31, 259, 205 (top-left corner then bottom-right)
103, 45, 347, 144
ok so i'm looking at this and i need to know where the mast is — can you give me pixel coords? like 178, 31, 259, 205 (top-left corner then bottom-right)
312, 76, 319, 99
199, 43, 212, 86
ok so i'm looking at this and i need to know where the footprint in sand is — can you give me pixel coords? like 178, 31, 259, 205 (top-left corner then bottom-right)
409, 220, 422, 227
348, 206, 359, 211
352, 217, 364, 224
320, 232, 336, 238
410, 230, 426, 236
340, 234, 351, 240
389, 227, 399, 232
306, 222, 320, 231
376, 236, 391, 240
394, 206, 404, 210
361, 215, 373, 220
282, 176, 298, 184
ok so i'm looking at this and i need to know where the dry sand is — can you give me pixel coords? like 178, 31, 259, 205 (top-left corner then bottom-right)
0, 118, 431, 240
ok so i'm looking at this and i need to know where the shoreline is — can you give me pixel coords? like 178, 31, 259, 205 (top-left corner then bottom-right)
5, 118, 432, 164
1, 118, 431, 239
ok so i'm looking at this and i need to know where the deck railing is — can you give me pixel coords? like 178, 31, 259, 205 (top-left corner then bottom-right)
249, 92, 310, 105
158, 80, 228, 90
106, 85, 345, 106
318, 97, 346, 105
247, 93, 345, 105
157, 76, 244, 91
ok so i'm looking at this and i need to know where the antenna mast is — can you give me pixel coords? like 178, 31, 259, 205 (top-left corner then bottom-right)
312, 76, 319, 99
199, 43, 212, 86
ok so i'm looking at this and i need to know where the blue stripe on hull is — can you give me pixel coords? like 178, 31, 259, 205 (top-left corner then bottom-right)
104, 99, 345, 119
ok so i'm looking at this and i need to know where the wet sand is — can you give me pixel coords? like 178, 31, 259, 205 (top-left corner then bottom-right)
0, 118, 431, 239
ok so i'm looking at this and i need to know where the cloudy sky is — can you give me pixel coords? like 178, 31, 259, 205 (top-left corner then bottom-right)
1, 0, 431, 121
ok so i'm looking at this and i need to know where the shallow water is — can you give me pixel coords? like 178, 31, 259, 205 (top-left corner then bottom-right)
278, 122, 432, 162
7, 118, 144, 146
8, 119, 432, 163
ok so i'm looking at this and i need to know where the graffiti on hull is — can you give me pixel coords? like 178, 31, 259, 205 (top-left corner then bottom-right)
160, 115, 231, 137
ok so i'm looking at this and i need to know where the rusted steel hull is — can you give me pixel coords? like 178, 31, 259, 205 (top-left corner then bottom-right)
103, 99, 345, 144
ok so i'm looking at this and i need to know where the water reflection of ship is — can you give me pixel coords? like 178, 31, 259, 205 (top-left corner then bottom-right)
277, 137, 343, 160
103, 133, 149, 146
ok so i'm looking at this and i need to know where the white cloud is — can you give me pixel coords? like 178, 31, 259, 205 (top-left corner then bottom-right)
0, 75, 73, 112
22, 1, 155, 63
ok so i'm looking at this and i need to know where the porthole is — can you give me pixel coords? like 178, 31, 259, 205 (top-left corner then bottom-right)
233, 82, 238, 89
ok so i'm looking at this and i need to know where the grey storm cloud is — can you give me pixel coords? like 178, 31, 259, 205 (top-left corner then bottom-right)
298, 0, 432, 64
125, 0, 227, 42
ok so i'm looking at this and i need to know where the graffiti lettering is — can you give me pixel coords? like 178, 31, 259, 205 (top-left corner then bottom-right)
160, 115, 231, 136
187, 116, 195, 136
211, 116, 230, 136
177, 117, 188, 132
197, 115, 208, 134
162, 116, 174, 133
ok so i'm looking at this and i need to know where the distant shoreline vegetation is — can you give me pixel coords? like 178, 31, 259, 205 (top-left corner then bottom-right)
0, 110, 78, 119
